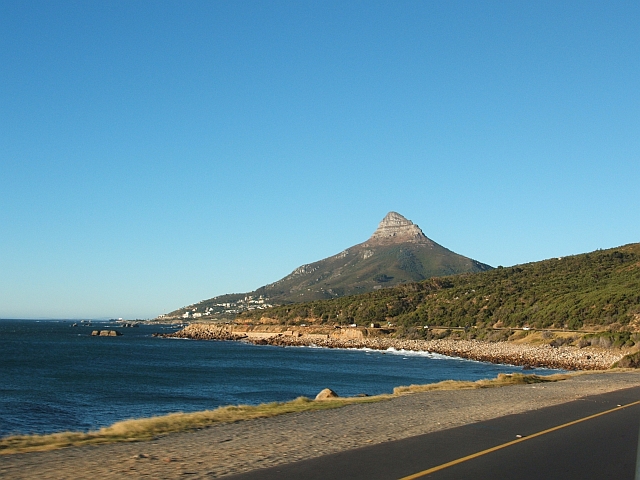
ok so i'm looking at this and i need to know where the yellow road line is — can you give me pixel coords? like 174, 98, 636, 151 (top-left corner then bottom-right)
399, 399, 640, 480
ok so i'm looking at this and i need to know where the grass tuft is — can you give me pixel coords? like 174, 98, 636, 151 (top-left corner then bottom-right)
393, 373, 572, 394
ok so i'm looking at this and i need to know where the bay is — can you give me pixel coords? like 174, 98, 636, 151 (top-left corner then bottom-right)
0, 319, 561, 436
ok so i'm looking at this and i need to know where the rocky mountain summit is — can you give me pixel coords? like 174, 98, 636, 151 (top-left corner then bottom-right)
166, 212, 492, 319
368, 212, 432, 244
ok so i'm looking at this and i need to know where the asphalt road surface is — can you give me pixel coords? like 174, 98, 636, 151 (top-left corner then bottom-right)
226, 386, 640, 480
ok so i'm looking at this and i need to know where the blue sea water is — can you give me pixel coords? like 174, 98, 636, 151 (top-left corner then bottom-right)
0, 319, 562, 437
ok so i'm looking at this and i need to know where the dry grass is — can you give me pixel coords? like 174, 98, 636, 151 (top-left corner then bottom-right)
0, 396, 386, 455
393, 372, 574, 394
1, 373, 579, 455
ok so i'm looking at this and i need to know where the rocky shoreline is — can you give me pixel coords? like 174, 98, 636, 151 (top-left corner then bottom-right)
161, 324, 625, 370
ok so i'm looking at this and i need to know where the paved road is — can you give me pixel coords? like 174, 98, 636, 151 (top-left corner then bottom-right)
226, 386, 640, 480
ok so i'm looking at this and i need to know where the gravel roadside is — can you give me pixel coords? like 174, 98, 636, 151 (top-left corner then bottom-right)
2, 371, 640, 479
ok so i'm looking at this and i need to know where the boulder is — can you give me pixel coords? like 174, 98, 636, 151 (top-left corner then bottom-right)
614, 352, 640, 368
315, 388, 339, 400
93, 330, 123, 337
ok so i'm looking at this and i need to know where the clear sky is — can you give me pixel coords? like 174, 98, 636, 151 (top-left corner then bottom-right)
1, 1, 638, 319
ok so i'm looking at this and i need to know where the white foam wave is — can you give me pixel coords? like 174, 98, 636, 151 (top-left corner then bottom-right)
276, 344, 563, 372
377, 347, 462, 361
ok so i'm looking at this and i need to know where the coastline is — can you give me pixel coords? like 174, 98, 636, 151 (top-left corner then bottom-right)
163, 323, 625, 370
2, 371, 640, 479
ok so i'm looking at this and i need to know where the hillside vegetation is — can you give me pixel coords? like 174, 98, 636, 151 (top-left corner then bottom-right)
239, 243, 640, 332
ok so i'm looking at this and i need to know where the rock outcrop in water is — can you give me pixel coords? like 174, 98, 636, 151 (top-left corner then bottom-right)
91, 330, 122, 337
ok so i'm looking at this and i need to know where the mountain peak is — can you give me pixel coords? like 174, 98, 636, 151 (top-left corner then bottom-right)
166, 210, 493, 317
368, 212, 429, 244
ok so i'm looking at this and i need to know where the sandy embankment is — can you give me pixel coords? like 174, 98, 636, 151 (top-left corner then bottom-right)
164, 323, 625, 370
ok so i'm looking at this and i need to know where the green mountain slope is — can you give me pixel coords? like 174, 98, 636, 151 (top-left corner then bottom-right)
254, 212, 491, 301
165, 212, 491, 318
239, 243, 640, 331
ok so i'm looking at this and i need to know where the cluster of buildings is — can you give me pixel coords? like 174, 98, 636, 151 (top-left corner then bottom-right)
180, 295, 273, 318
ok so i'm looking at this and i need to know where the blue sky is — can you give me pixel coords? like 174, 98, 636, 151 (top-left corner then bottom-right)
1, 1, 638, 319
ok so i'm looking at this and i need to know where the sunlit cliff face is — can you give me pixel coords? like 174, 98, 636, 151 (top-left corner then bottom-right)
367, 212, 433, 245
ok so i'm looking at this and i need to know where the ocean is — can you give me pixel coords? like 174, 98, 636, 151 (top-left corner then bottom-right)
0, 319, 562, 437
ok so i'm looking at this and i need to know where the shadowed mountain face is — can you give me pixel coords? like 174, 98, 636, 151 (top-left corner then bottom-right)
167, 213, 492, 318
